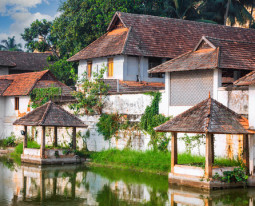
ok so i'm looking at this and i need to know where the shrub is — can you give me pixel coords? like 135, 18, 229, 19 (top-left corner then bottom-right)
3, 133, 16, 147
14, 140, 41, 155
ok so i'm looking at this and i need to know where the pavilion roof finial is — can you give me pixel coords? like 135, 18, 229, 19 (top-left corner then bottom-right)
208, 91, 211, 98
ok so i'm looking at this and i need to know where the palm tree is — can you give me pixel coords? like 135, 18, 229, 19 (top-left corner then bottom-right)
0, 36, 22, 51
199, 0, 253, 26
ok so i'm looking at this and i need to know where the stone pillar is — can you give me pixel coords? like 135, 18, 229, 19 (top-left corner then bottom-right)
23, 126, 27, 154
54, 126, 58, 147
40, 126, 45, 158
171, 132, 177, 173
72, 127, 76, 150
249, 86, 255, 176
249, 134, 254, 175
205, 133, 213, 178
243, 134, 249, 174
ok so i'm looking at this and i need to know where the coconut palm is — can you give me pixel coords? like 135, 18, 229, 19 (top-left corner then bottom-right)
199, 0, 254, 26
0, 36, 22, 51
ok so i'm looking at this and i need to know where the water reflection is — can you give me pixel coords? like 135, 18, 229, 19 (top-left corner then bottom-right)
0, 159, 254, 206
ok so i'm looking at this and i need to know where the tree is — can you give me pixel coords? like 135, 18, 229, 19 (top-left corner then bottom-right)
21, 19, 58, 55
0, 36, 22, 51
199, 0, 253, 26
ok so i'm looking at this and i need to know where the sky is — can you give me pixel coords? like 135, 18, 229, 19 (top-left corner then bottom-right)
0, 0, 62, 49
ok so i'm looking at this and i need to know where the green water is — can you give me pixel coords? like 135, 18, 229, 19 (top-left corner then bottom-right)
0, 158, 254, 206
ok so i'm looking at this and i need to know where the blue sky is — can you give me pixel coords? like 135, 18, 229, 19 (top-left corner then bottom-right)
0, 0, 62, 48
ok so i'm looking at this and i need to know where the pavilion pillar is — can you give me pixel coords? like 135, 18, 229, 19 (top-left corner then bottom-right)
23, 126, 27, 154
243, 134, 249, 174
171, 132, 177, 173
205, 133, 213, 179
72, 127, 76, 150
211, 134, 214, 164
40, 126, 46, 158
54, 126, 58, 147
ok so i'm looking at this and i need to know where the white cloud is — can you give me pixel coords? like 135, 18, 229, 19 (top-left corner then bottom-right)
0, 1, 57, 50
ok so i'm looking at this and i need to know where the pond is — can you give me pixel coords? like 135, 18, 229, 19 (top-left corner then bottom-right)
0, 158, 254, 206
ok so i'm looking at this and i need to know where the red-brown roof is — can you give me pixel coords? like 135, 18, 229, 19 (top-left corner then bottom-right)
68, 12, 255, 61
155, 97, 253, 134
13, 101, 87, 127
234, 70, 255, 86
0, 70, 73, 97
149, 36, 255, 73
0, 51, 50, 71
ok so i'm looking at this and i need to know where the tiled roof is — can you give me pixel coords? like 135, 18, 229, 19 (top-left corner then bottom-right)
0, 70, 73, 97
13, 101, 87, 127
154, 97, 253, 134
234, 70, 255, 86
69, 12, 255, 61
0, 51, 50, 71
68, 28, 129, 61
149, 36, 255, 73
149, 48, 218, 73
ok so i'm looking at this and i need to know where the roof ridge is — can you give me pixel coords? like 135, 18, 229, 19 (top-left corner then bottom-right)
205, 97, 212, 133
118, 12, 255, 32
204, 36, 255, 44
39, 101, 52, 125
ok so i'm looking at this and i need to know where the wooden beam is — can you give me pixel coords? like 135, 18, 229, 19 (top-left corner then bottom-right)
23, 126, 27, 154
243, 134, 249, 174
72, 127, 76, 150
54, 126, 57, 147
205, 133, 213, 179
40, 126, 46, 158
171, 132, 177, 173
211, 134, 214, 164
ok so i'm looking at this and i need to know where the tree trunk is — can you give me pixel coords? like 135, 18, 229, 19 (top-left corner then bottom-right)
250, 2, 254, 28
224, 0, 231, 25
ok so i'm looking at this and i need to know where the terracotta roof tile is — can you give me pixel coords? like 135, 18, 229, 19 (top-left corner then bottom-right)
234, 70, 255, 86
155, 97, 253, 134
13, 101, 87, 127
0, 51, 50, 71
69, 12, 255, 61
0, 70, 73, 97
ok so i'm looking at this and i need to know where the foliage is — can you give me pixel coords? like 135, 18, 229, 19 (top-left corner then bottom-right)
21, 19, 57, 54
45, 57, 77, 86
3, 133, 16, 147
70, 67, 109, 115
77, 130, 90, 151
179, 133, 205, 154
0, 36, 22, 51
30, 86, 62, 109
140, 92, 170, 151
213, 167, 248, 184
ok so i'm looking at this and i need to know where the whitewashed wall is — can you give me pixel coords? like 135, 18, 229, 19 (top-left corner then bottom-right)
77, 55, 164, 83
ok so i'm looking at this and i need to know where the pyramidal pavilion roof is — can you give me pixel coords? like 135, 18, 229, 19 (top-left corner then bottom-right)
155, 96, 253, 134
13, 101, 87, 127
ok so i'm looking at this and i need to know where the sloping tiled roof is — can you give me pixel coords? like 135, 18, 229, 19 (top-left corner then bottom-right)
149, 36, 255, 73
234, 70, 255, 86
68, 28, 129, 61
154, 97, 253, 134
69, 12, 255, 61
0, 70, 73, 97
0, 51, 50, 71
149, 48, 218, 73
13, 101, 87, 127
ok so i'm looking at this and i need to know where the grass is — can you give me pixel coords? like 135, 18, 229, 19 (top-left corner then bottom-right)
90, 149, 241, 174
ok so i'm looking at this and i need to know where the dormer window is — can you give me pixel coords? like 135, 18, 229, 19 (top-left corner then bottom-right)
108, 58, 114, 77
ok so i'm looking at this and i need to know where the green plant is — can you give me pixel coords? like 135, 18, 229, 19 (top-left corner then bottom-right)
179, 133, 205, 154
212, 167, 248, 184
13, 141, 41, 155
30, 86, 62, 108
69, 67, 109, 115
3, 133, 16, 147
140, 92, 170, 151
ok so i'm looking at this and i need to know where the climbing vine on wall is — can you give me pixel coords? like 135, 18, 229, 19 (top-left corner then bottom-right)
96, 113, 134, 141
179, 133, 205, 155
30, 86, 62, 109
140, 92, 171, 151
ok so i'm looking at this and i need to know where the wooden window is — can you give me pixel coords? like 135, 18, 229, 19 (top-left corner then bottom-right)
15, 97, 19, 110
108, 58, 114, 77
87, 61, 92, 78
